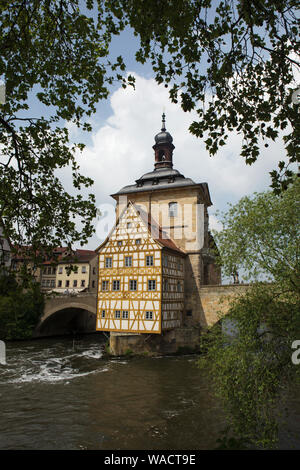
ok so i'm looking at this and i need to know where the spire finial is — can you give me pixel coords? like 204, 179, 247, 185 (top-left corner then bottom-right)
161, 112, 166, 131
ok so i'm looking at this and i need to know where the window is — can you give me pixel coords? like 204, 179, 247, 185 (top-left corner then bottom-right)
93, 267, 96, 275
186, 310, 192, 317
42, 280, 46, 287
135, 239, 141, 245
50, 280, 55, 287
122, 310, 128, 319
168, 201, 178, 217
102, 280, 109, 291
129, 279, 137, 291
58, 280, 62, 287
113, 280, 120, 291
125, 256, 132, 267
164, 279, 168, 292
58, 266, 63, 274
145, 311, 153, 320
43, 267, 47, 274
81, 280, 85, 287
127, 222, 132, 229
65, 280, 70, 287
177, 281, 182, 292
146, 255, 154, 266
105, 257, 112, 268
82, 265, 86, 273
177, 259, 182, 270
115, 310, 121, 319
47, 267, 52, 274
163, 255, 168, 267
73, 280, 77, 287
148, 280, 156, 291
101, 310, 105, 318
92, 280, 95, 288
117, 240, 122, 246
52, 267, 56, 275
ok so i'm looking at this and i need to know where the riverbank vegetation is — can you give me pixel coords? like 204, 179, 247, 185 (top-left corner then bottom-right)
0, 274, 44, 340
199, 179, 300, 448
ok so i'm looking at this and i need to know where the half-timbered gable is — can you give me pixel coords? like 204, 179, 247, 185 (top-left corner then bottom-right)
96, 201, 187, 334
97, 202, 163, 334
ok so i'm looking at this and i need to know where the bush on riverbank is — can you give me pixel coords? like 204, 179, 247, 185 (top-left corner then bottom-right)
199, 283, 300, 449
0, 274, 44, 340
199, 180, 300, 449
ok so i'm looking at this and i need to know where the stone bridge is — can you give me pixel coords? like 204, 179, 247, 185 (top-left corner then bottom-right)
34, 284, 250, 342
34, 293, 97, 337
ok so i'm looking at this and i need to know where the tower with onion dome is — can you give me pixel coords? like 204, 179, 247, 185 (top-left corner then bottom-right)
97, 114, 221, 339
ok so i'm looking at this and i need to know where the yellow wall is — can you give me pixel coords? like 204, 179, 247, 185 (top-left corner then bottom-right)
56, 262, 90, 289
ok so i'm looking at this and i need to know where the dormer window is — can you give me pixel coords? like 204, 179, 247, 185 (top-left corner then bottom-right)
168, 202, 178, 218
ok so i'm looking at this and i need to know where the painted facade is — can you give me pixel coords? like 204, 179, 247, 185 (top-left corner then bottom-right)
96, 114, 221, 334
96, 203, 185, 334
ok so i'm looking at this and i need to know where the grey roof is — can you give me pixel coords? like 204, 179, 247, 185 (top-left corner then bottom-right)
154, 130, 173, 145
111, 166, 212, 206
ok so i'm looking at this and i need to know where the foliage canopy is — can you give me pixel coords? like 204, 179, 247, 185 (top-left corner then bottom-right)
0, 274, 44, 340
119, 0, 299, 191
0, 0, 299, 255
0, 0, 133, 256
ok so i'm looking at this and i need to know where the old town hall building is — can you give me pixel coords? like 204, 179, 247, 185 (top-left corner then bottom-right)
96, 114, 221, 337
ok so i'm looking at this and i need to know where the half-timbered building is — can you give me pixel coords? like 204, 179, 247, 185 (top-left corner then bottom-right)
96, 114, 221, 335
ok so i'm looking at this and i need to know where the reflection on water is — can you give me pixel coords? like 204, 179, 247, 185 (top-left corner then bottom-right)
0, 334, 299, 450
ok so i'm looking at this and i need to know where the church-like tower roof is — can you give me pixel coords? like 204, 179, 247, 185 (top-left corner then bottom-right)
111, 114, 212, 206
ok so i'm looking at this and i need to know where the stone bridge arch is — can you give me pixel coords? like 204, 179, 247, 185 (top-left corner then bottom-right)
35, 294, 98, 337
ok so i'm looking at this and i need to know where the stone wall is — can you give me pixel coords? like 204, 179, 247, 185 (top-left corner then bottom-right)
198, 284, 250, 328
109, 327, 201, 356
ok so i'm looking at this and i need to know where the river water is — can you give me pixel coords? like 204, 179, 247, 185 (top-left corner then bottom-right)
0, 334, 299, 450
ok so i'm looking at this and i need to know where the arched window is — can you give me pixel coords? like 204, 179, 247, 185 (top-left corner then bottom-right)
158, 149, 166, 161
168, 201, 178, 217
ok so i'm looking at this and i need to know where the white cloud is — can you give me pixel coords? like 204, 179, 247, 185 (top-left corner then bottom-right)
64, 72, 295, 249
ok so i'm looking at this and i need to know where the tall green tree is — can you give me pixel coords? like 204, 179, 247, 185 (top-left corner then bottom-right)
0, 0, 131, 257
1, 1, 299, 257
199, 180, 300, 448
213, 178, 300, 291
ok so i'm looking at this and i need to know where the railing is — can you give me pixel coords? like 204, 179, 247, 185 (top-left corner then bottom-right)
46, 292, 97, 299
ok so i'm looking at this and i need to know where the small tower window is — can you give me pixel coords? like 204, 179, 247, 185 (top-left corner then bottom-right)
168, 202, 178, 217
159, 149, 165, 161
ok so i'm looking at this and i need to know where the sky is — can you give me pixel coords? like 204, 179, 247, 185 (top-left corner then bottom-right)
34, 22, 296, 251
63, 68, 294, 250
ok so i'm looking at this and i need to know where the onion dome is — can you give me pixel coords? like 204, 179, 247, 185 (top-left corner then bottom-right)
154, 113, 173, 144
